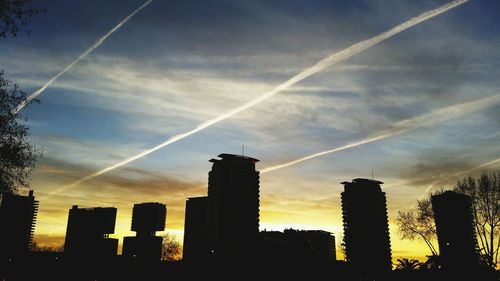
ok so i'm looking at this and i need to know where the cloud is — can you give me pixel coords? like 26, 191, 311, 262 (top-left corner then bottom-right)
32, 156, 205, 239
31, 134, 148, 170
15, 0, 154, 113
4, 0, 498, 260
34, 156, 204, 200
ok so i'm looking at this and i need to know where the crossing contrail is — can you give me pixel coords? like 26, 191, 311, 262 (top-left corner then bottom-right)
55, 0, 468, 194
14, 0, 153, 113
261, 94, 500, 174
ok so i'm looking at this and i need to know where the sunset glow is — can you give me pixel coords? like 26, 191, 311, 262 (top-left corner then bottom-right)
1, 0, 498, 266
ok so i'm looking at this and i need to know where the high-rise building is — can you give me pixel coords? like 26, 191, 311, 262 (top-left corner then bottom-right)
64, 205, 118, 260
183, 153, 260, 260
431, 191, 479, 270
341, 178, 392, 273
183, 196, 209, 261
207, 154, 260, 258
0, 190, 38, 258
123, 202, 166, 261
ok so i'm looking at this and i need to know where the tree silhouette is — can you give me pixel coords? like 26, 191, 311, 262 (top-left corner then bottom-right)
0, 0, 41, 37
395, 258, 423, 271
161, 233, 182, 261
338, 233, 347, 261
31, 241, 63, 252
0, 71, 40, 194
1, 1, 41, 193
396, 198, 438, 256
454, 171, 500, 269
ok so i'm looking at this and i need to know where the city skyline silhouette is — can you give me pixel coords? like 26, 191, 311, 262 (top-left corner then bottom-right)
1, 0, 499, 279
1, 153, 497, 280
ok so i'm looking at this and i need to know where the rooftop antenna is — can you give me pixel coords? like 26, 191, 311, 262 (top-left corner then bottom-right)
242, 144, 245, 156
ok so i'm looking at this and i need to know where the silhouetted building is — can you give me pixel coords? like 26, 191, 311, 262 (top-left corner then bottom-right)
259, 229, 336, 262
208, 154, 260, 259
123, 202, 166, 261
341, 178, 392, 274
183, 196, 209, 261
64, 205, 118, 260
431, 191, 479, 271
0, 190, 38, 258
285, 229, 336, 261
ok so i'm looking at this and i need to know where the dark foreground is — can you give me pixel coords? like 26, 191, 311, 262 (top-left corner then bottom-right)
1, 254, 498, 281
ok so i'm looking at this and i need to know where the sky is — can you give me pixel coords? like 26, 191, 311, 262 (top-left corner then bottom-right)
1, 0, 499, 260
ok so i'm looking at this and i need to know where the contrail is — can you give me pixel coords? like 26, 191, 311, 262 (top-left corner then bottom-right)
472, 158, 500, 170
14, 0, 153, 113
261, 94, 500, 174
54, 0, 468, 192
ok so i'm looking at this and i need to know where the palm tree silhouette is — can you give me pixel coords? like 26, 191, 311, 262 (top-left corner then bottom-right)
395, 258, 423, 271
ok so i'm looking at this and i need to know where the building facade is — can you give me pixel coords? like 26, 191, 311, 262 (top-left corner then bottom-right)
431, 191, 479, 270
207, 154, 260, 258
123, 202, 166, 261
260, 229, 336, 262
183, 153, 260, 261
64, 205, 118, 260
341, 178, 392, 273
182, 196, 209, 261
0, 190, 38, 258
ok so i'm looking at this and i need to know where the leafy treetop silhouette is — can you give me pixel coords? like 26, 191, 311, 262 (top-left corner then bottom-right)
0, 71, 40, 194
0, 0, 41, 37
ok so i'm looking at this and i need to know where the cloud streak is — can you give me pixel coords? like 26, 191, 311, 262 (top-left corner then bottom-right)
59, 0, 469, 192
261, 94, 500, 173
15, 0, 153, 113
38, 157, 203, 203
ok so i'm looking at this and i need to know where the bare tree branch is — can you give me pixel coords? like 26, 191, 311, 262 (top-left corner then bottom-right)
161, 233, 182, 261
454, 171, 500, 269
396, 199, 439, 257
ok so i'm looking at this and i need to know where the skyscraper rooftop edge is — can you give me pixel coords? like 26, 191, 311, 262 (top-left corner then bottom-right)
341, 178, 384, 185
71, 205, 117, 211
187, 196, 209, 200
209, 153, 259, 163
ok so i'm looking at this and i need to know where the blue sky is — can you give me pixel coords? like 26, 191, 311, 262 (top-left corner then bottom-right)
2, 0, 499, 259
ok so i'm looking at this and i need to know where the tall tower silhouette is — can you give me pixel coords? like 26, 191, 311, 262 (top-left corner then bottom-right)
341, 178, 392, 274
207, 153, 260, 259
123, 202, 166, 261
0, 190, 38, 258
183, 196, 209, 261
431, 191, 479, 270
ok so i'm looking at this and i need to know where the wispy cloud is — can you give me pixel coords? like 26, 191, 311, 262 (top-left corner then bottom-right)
3, 0, 496, 259
33, 157, 204, 237
261, 94, 500, 173
40, 0, 469, 194
15, 0, 153, 113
